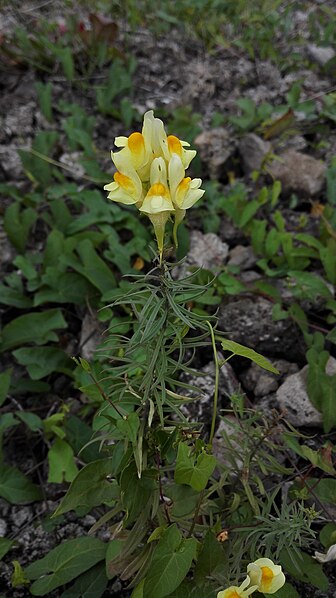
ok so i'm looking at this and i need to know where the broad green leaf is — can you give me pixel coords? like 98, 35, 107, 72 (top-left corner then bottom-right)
143, 524, 198, 598
16, 411, 43, 432
120, 462, 158, 524
320, 523, 336, 549
320, 240, 336, 285
307, 478, 336, 504
105, 539, 124, 579
0, 465, 42, 504
35, 272, 94, 305
0, 414, 19, 458
26, 537, 106, 596
217, 273, 245, 295
131, 579, 144, 597
19, 131, 59, 187
0, 281, 33, 308
271, 582, 299, 598
13, 347, 72, 380
61, 562, 108, 598
320, 374, 336, 433
306, 347, 329, 412
194, 531, 224, 582
0, 309, 67, 352
288, 270, 333, 300
220, 339, 279, 374
327, 326, 336, 344
35, 81, 53, 122
0, 368, 12, 406
63, 239, 116, 294
58, 47, 74, 80
11, 378, 50, 395
0, 537, 15, 560
168, 580, 216, 597
48, 439, 78, 483
282, 435, 335, 475
164, 484, 199, 518
174, 443, 216, 492
4, 202, 37, 253
64, 415, 101, 463
53, 459, 118, 516
280, 548, 328, 591
116, 412, 140, 444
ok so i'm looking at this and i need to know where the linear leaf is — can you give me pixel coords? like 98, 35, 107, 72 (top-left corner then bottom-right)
221, 338, 279, 374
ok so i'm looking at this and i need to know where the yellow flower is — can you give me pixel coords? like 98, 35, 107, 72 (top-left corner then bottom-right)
104, 110, 203, 257
114, 131, 147, 171
217, 576, 258, 598
247, 558, 285, 594
139, 158, 174, 260
167, 134, 196, 169
168, 153, 204, 244
104, 166, 143, 206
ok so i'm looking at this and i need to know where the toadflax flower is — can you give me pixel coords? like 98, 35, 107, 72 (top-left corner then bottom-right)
104, 110, 204, 260
217, 576, 257, 598
247, 558, 285, 594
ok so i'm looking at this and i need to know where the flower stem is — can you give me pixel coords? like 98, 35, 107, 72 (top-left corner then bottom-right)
207, 320, 219, 447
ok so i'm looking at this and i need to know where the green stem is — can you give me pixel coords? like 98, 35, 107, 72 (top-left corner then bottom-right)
207, 321, 219, 447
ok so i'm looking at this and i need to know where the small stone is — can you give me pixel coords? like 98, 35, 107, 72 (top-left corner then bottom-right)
275, 358, 336, 427
188, 230, 229, 271
240, 359, 299, 395
194, 127, 234, 179
219, 297, 305, 361
212, 416, 243, 472
82, 515, 96, 528
12, 506, 32, 528
174, 230, 229, 279
79, 313, 105, 361
269, 150, 326, 196
180, 359, 240, 426
239, 133, 271, 173
4, 102, 35, 137
59, 152, 85, 180
254, 374, 278, 397
0, 223, 16, 266
0, 144, 27, 180
307, 44, 335, 67
227, 245, 257, 270
0, 518, 7, 537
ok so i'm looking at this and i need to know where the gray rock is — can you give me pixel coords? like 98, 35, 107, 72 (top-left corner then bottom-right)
240, 270, 262, 283
219, 296, 305, 361
59, 152, 85, 180
240, 359, 299, 396
0, 144, 26, 179
11, 506, 32, 528
257, 62, 282, 88
0, 222, 16, 266
194, 127, 234, 179
4, 102, 36, 137
212, 416, 243, 471
307, 44, 336, 66
276, 368, 322, 427
180, 360, 240, 426
0, 518, 7, 537
177, 230, 229, 276
269, 150, 325, 196
254, 393, 279, 419
239, 133, 272, 173
79, 313, 105, 361
227, 245, 257, 270
275, 358, 336, 426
